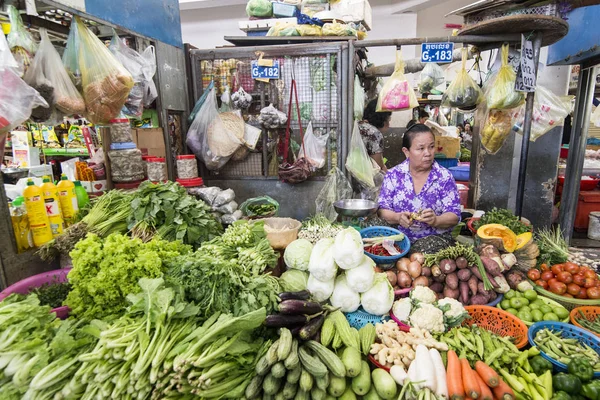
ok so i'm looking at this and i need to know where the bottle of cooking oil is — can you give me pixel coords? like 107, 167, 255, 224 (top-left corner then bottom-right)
9, 196, 32, 253
56, 174, 78, 226
23, 179, 53, 246
41, 176, 64, 237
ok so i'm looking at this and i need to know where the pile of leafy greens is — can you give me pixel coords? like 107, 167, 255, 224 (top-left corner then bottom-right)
473, 207, 531, 235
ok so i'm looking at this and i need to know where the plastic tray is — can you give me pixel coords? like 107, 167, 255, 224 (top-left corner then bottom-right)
345, 307, 391, 330
360, 226, 410, 265
528, 321, 600, 377
463, 305, 529, 349
449, 166, 470, 181
497, 295, 569, 326
570, 306, 600, 337
530, 279, 600, 310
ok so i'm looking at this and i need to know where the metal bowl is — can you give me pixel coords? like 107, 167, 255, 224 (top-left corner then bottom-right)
1, 168, 29, 184
333, 199, 378, 217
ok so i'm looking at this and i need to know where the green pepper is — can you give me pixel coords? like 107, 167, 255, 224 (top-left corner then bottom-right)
530, 355, 553, 376
553, 373, 583, 395
552, 392, 573, 400
568, 358, 594, 383
582, 381, 600, 400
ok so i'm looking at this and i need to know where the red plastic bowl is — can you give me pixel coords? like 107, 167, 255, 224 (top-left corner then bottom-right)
557, 175, 600, 191
0, 268, 71, 319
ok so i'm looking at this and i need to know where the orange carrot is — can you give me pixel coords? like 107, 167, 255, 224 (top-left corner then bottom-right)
447, 350, 465, 400
475, 361, 499, 388
474, 369, 494, 400
492, 378, 515, 400
460, 358, 481, 400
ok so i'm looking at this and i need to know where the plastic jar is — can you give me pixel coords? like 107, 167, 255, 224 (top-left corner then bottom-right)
176, 177, 205, 195
114, 179, 145, 191
147, 157, 167, 182
108, 118, 133, 143
176, 155, 199, 180
108, 142, 145, 183
141, 155, 152, 178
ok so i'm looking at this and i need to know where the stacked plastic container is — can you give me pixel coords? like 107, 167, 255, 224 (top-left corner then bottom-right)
176, 154, 202, 190
106, 118, 145, 184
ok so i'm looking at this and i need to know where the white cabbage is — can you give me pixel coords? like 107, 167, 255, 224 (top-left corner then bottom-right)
345, 255, 375, 293
307, 274, 335, 302
330, 275, 360, 313
333, 227, 364, 270
283, 239, 313, 271
308, 238, 338, 282
361, 273, 395, 316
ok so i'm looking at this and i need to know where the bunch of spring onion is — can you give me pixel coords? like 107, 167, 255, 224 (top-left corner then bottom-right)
297, 214, 344, 244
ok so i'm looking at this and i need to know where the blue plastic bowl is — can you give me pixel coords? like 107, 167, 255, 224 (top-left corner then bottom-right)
528, 321, 600, 377
345, 307, 390, 330
486, 293, 503, 307
360, 226, 410, 265
436, 158, 459, 169
449, 166, 470, 181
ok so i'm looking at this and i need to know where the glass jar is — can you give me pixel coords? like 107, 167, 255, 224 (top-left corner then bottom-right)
108, 142, 145, 183
176, 155, 199, 180
108, 118, 133, 143
147, 157, 167, 182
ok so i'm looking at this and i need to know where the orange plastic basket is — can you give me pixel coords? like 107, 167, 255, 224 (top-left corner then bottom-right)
570, 306, 600, 338
464, 305, 529, 349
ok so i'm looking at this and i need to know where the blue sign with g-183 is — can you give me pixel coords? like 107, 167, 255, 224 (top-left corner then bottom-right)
421, 42, 454, 63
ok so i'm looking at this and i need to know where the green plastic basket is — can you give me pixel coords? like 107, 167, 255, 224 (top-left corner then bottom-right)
529, 279, 600, 311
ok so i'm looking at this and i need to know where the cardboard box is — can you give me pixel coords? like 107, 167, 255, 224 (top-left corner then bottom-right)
132, 128, 166, 158
434, 137, 461, 159
330, 0, 372, 30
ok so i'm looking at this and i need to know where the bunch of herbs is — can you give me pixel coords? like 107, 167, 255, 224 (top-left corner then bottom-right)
473, 207, 531, 235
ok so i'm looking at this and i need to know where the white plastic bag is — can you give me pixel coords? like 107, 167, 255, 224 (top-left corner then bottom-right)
23, 29, 57, 124
418, 63, 445, 93
354, 75, 365, 120
514, 85, 572, 141
299, 122, 329, 169
0, 32, 19, 72
6, 5, 37, 76
315, 167, 353, 222
592, 106, 600, 128
109, 31, 145, 118
140, 45, 158, 106
0, 67, 48, 135
345, 121, 375, 188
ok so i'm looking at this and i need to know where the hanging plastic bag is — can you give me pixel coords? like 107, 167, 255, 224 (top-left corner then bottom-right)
354, 75, 365, 120
232, 86, 252, 109
240, 195, 280, 217
246, 0, 273, 17
481, 108, 520, 154
0, 67, 48, 135
62, 21, 81, 90
419, 62, 445, 93
299, 122, 329, 169
140, 46, 158, 106
377, 50, 418, 112
6, 6, 37, 76
109, 31, 145, 118
442, 48, 483, 110
76, 17, 134, 124
346, 121, 375, 187
188, 81, 214, 124
220, 86, 233, 112
592, 106, 600, 128
315, 167, 353, 221
0, 32, 19, 72
514, 85, 572, 141
486, 44, 525, 110
259, 103, 287, 128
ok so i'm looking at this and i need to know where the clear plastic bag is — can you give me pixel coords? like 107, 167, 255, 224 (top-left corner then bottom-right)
267, 22, 299, 37
76, 17, 134, 124
441, 48, 483, 110
514, 85, 572, 141
346, 121, 375, 187
481, 108, 519, 154
246, 0, 273, 17
6, 5, 37, 76
259, 103, 287, 128
0, 31, 19, 72
322, 22, 356, 37
297, 25, 322, 37
316, 167, 352, 222
23, 29, 57, 124
354, 75, 365, 120
220, 86, 233, 112
240, 195, 280, 217
232, 86, 252, 109
188, 81, 214, 124
109, 31, 145, 118
62, 21, 81, 90
592, 106, 600, 128
0, 67, 48, 135
486, 44, 525, 110
140, 46, 158, 106
377, 50, 418, 112
299, 122, 329, 169
419, 62, 445, 93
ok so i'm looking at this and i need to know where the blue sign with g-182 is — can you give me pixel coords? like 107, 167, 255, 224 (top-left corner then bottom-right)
251, 60, 280, 80
421, 42, 454, 63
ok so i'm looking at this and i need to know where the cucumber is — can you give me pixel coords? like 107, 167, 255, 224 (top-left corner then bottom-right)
299, 368, 314, 392
363, 386, 382, 400
315, 373, 329, 391
284, 340, 299, 370
275, 392, 286, 400
263, 373, 282, 396
311, 388, 326, 400
351, 361, 371, 396
272, 362, 287, 379
294, 390, 309, 400
298, 346, 328, 378
321, 317, 335, 347
286, 365, 302, 384
341, 347, 362, 377
255, 354, 272, 376
339, 386, 358, 400
278, 328, 293, 361
371, 369, 397, 400
328, 374, 347, 397
245, 374, 264, 399
304, 341, 346, 378
283, 381, 298, 399
359, 324, 376, 356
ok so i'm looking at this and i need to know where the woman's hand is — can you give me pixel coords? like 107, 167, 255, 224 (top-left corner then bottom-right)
419, 209, 438, 227
396, 212, 413, 228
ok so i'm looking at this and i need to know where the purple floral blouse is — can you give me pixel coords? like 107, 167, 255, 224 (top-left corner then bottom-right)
378, 160, 461, 240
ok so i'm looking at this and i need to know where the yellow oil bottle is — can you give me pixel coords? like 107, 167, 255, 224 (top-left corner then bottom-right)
56, 174, 78, 226
22, 179, 53, 246
41, 176, 64, 237
9, 196, 32, 253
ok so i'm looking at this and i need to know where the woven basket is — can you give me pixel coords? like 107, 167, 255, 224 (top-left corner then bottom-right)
498, 295, 569, 326
207, 112, 245, 157
530, 279, 600, 310
570, 306, 600, 337
463, 305, 529, 349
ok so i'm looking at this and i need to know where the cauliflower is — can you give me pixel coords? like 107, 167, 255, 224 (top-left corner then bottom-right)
391, 298, 412, 322
437, 298, 469, 328
410, 286, 437, 304
408, 303, 445, 334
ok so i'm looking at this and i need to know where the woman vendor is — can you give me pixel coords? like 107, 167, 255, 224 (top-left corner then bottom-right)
378, 124, 461, 241
358, 99, 391, 173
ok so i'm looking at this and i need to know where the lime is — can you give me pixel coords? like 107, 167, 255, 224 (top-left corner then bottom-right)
540, 305, 553, 314
532, 310, 544, 322
518, 310, 533, 323
555, 307, 569, 320
506, 308, 519, 316
510, 298, 527, 309
520, 306, 531, 314
543, 312, 560, 322
501, 300, 512, 309
524, 290, 538, 302
530, 303, 540, 310
505, 291, 517, 300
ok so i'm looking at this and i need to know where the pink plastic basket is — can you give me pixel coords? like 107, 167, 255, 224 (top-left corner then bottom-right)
0, 268, 71, 319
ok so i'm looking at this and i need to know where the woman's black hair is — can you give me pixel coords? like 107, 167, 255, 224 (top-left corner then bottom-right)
418, 109, 430, 119
406, 119, 416, 129
363, 99, 391, 129
402, 123, 434, 149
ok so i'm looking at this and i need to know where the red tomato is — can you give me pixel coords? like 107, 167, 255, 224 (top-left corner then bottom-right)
549, 281, 567, 295
587, 287, 600, 299
576, 287, 589, 299
584, 278, 597, 288
541, 271, 555, 281
583, 269, 598, 280
567, 283, 581, 296
562, 293, 574, 298
557, 271, 574, 284
540, 263, 550, 272
573, 274, 586, 286
579, 266, 592, 274
551, 264, 565, 275
563, 263, 580, 275
535, 279, 549, 290
547, 278, 560, 288
527, 269, 541, 281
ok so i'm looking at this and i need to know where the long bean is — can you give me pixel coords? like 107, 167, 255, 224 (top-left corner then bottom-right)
576, 310, 600, 334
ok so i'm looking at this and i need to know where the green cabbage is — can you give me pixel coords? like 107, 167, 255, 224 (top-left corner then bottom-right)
283, 239, 313, 271
279, 270, 309, 292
